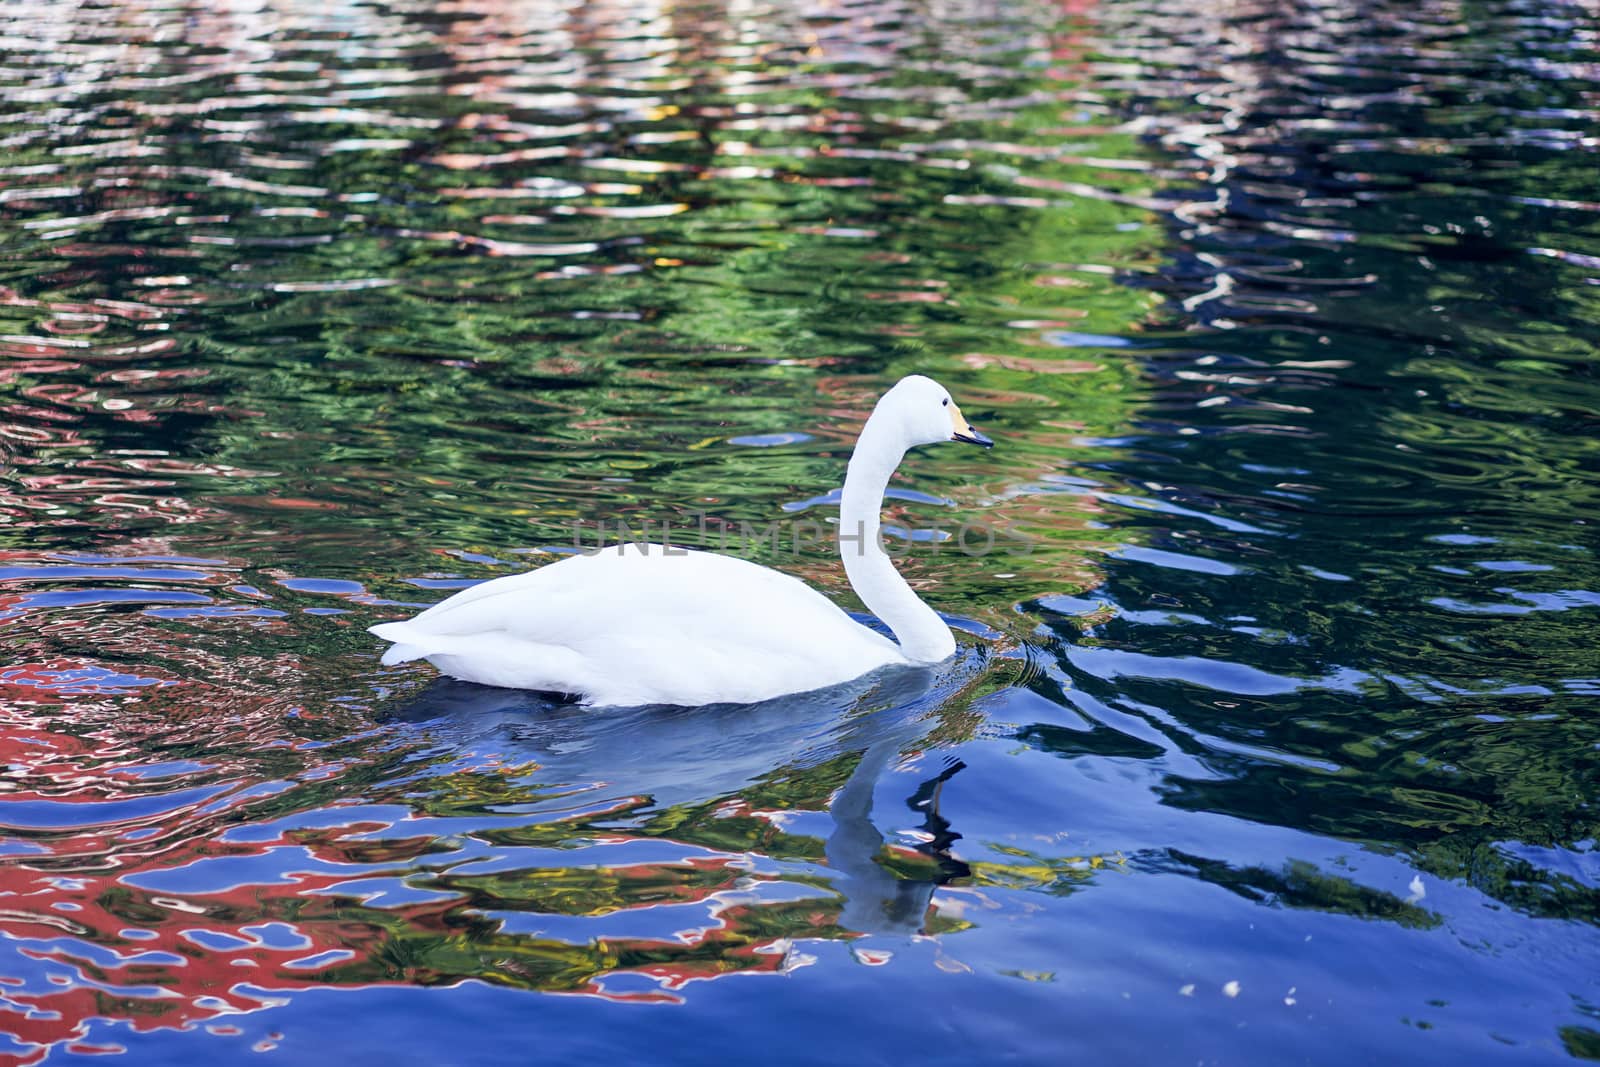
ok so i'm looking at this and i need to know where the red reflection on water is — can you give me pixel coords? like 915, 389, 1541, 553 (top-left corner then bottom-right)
0, 639, 853, 1062
0, 656, 392, 1063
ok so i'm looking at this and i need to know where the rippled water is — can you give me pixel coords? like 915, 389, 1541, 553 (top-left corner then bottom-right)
1, 0, 1597, 1061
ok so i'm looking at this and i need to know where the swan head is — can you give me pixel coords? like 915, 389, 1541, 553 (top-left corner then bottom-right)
877, 374, 994, 450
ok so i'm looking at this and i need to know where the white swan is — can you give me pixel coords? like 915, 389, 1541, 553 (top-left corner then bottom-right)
369, 374, 992, 706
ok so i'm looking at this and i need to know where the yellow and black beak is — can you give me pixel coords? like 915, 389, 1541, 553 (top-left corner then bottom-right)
948, 401, 994, 448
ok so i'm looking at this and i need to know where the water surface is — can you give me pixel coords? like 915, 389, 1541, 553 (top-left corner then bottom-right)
0, 0, 1597, 1062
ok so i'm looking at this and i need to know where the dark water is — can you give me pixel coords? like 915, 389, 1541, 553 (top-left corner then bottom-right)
1, 0, 1597, 1061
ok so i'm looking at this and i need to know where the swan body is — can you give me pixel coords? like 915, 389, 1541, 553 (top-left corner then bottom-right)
373, 545, 901, 707
370, 374, 992, 706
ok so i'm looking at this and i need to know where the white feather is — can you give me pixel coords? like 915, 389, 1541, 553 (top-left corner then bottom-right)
370, 544, 902, 706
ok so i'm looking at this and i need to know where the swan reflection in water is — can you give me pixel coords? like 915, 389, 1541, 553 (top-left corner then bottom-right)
378, 657, 980, 943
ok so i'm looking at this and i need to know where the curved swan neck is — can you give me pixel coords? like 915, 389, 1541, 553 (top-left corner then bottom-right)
839, 417, 956, 663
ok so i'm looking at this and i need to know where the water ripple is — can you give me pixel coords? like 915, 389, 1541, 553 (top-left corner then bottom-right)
2, 0, 1598, 1060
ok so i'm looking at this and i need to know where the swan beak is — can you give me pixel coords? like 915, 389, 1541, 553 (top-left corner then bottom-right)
948, 402, 994, 448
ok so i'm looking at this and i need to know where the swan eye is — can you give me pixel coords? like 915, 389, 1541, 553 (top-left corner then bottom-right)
942, 397, 949, 406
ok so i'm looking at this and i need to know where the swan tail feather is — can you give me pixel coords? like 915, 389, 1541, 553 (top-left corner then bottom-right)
370, 622, 430, 665
380, 643, 428, 666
